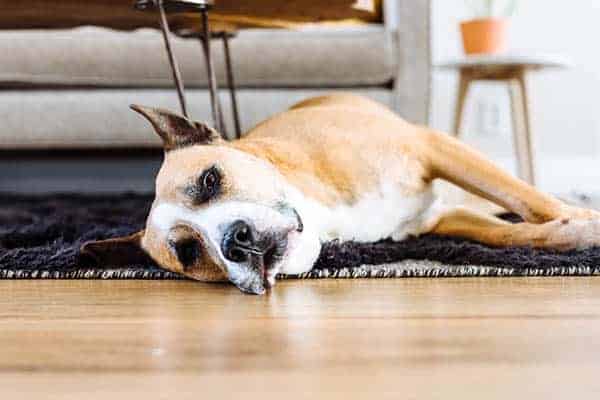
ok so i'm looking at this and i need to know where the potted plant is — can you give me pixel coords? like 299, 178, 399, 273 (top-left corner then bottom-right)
461, 0, 518, 55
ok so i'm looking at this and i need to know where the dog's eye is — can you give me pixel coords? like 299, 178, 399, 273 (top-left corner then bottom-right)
203, 168, 218, 190
186, 165, 221, 204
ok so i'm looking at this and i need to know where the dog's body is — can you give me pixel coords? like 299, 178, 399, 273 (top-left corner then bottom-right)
83, 94, 600, 294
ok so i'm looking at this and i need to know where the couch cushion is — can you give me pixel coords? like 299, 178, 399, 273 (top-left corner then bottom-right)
0, 26, 394, 88
0, 88, 393, 149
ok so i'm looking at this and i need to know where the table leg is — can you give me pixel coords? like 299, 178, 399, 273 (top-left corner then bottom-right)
156, 0, 188, 118
509, 75, 535, 185
222, 34, 241, 139
518, 72, 535, 183
452, 71, 471, 137
199, 8, 226, 136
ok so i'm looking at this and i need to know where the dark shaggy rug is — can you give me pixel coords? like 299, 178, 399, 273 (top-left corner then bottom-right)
1, 193, 600, 280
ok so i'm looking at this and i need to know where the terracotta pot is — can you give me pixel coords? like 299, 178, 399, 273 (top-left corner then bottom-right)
460, 18, 509, 55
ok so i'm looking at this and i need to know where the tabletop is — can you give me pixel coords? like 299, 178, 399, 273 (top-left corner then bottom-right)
437, 53, 572, 71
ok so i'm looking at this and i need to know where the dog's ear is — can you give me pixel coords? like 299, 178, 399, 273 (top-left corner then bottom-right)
80, 230, 153, 266
130, 104, 221, 151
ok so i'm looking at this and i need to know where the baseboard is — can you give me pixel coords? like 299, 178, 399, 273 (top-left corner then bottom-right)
1, 155, 598, 196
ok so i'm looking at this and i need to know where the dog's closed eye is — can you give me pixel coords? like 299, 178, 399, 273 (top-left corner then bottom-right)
167, 225, 204, 272
172, 238, 201, 270
184, 165, 222, 204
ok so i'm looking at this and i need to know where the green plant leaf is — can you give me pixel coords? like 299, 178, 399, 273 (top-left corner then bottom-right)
502, 0, 518, 17
464, 0, 518, 18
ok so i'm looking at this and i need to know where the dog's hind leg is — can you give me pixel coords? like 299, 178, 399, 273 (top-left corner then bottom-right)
417, 130, 600, 249
428, 206, 600, 250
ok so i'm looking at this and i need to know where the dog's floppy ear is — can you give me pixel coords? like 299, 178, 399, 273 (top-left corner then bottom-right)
130, 104, 221, 151
80, 230, 153, 266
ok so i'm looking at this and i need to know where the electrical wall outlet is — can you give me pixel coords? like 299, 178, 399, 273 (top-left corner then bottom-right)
475, 98, 503, 136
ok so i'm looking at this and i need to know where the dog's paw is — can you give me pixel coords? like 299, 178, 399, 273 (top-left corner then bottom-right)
546, 215, 600, 250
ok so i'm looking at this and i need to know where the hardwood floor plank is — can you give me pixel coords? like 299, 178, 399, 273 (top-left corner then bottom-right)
1, 278, 600, 398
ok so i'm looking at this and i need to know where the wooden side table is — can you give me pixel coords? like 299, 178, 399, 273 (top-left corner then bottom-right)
438, 55, 570, 185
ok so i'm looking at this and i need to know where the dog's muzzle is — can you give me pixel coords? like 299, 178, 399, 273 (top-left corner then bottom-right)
221, 220, 289, 295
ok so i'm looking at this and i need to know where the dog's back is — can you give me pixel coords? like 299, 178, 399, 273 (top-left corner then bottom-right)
230, 93, 428, 206
289, 93, 398, 117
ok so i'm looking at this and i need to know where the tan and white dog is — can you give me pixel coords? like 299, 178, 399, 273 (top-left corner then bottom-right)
83, 94, 600, 294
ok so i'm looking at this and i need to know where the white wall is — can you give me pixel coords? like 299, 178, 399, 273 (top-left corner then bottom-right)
431, 0, 600, 194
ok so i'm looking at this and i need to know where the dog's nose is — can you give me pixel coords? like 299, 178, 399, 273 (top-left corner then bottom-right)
222, 220, 260, 263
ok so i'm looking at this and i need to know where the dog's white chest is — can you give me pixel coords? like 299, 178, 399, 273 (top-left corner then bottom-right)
292, 183, 435, 243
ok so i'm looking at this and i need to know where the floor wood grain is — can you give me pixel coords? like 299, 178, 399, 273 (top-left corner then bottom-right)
1, 278, 600, 399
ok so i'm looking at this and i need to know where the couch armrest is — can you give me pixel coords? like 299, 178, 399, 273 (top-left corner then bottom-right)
385, 0, 431, 125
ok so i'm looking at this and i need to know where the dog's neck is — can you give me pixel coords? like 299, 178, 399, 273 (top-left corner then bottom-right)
230, 138, 351, 207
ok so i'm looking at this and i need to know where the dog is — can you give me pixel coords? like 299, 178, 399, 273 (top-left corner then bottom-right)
82, 94, 600, 294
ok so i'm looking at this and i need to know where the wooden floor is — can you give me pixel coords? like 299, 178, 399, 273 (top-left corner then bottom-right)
2, 278, 600, 399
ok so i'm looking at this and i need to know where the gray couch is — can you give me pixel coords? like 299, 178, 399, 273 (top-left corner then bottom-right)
0, 1, 430, 191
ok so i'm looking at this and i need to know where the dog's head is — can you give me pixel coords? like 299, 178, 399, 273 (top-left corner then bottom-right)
82, 106, 320, 294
